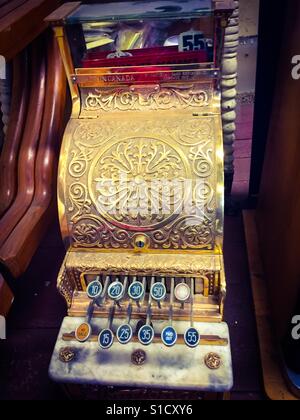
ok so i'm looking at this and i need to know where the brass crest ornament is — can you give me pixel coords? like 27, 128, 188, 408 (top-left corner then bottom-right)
59, 347, 76, 363
205, 353, 222, 370
131, 349, 147, 366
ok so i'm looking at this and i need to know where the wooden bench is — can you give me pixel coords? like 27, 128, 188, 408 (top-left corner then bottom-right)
0, 274, 14, 317
0, 35, 66, 278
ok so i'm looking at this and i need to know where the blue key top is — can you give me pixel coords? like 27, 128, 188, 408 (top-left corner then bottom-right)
128, 281, 144, 301
98, 328, 114, 349
138, 325, 155, 346
108, 281, 124, 301
86, 280, 102, 300
161, 326, 177, 347
184, 327, 200, 348
116, 324, 133, 344
150, 282, 166, 302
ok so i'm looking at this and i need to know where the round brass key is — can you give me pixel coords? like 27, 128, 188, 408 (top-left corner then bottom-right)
75, 322, 92, 343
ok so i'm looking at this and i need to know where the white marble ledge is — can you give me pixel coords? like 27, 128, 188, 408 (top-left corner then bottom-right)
49, 317, 233, 392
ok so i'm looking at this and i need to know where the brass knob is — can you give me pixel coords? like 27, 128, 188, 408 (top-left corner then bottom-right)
133, 234, 150, 251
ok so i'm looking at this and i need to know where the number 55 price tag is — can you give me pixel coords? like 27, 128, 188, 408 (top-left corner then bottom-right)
179, 31, 206, 52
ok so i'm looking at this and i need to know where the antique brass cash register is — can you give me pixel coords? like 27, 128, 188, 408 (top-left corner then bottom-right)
46, 0, 234, 395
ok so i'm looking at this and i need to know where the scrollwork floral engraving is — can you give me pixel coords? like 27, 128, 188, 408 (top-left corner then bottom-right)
62, 104, 220, 250
69, 183, 92, 219
90, 137, 188, 229
82, 84, 210, 115
72, 217, 130, 249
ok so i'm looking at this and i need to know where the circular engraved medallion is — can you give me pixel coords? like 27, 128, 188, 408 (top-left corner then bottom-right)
59, 347, 76, 363
204, 352, 222, 370
131, 349, 147, 366
88, 137, 189, 230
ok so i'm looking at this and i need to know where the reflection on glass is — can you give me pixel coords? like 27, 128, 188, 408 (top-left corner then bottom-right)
65, 1, 216, 70
67, 1, 213, 23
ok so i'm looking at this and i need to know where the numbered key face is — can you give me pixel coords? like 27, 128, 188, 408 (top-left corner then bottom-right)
108, 281, 124, 301
150, 282, 166, 302
116, 324, 133, 345
98, 328, 114, 349
75, 322, 91, 343
161, 326, 177, 347
138, 325, 155, 346
86, 280, 103, 300
174, 283, 191, 302
184, 327, 200, 348
128, 281, 144, 301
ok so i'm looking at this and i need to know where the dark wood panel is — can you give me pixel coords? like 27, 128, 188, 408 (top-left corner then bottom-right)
256, 0, 300, 340
0, 0, 13, 8
249, 0, 286, 201
0, 50, 29, 218
0, 274, 14, 316
0, 0, 28, 20
0, 39, 46, 248
0, 34, 66, 278
244, 211, 297, 400
0, 0, 60, 60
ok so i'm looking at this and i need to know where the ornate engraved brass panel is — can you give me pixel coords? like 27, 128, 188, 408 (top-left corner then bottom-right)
59, 105, 223, 251
80, 82, 214, 117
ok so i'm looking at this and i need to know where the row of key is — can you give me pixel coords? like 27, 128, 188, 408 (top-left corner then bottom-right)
75, 276, 201, 349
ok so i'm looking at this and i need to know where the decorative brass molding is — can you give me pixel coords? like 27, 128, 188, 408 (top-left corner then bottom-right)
57, 255, 74, 307
80, 83, 213, 117
65, 250, 223, 278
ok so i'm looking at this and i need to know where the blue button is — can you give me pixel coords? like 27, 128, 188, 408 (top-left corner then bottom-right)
98, 328, 114, 349
150, 282, 166, 302
108, 281, 124, 300
138, 325, 155, 346
128, 282, 144, 301
184, 327, 200, 348
116, 324, 133, 344
86, 280, 102, 299
161, 326, 177, 347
